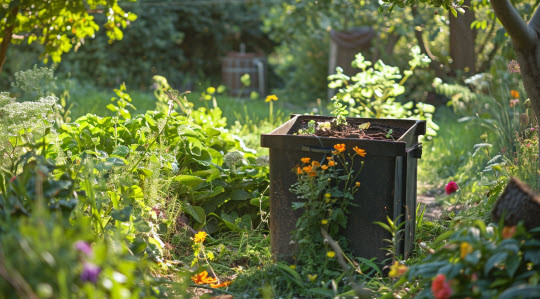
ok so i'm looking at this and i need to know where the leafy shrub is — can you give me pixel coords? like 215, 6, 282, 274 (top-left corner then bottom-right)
400, 221, 540, 298
328, 46, 439, 138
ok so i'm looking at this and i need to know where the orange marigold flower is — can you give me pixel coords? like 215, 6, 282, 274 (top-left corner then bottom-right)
191, 271, 217, 284
502, 226, 517, 239
328, 160, 336, 167
321, 165, 328, 170
193, 231, 208, 243
301, 157, 311, 164
334, 143, 346, 153
296, 167, 303, 174
353, 146, 366, 157
510, 90, 520, 99
355, 182, 361, 187
211, 280, 233, 288
303, 165, 312, 173
308, 171, 317, 177
311, 161, 320, 167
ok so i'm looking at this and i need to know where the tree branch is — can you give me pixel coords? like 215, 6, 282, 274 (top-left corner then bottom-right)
529, 4, 540, 34
490, 0, 537, 49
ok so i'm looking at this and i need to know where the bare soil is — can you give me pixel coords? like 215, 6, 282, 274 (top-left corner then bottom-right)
295, 119, 407, 140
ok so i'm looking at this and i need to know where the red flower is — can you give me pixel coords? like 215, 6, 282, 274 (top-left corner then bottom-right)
445, 181, 459, 194
432, 274, 452, 299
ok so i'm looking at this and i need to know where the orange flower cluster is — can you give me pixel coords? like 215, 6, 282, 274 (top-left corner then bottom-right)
191, 271, 217, 284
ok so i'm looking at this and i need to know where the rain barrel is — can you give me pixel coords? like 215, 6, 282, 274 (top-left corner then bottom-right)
221, 52, 266, 97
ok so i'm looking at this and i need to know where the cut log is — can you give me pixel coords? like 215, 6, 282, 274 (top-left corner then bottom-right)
492, 177, 540, 229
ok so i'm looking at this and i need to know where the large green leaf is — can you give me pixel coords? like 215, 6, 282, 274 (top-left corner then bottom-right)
230, 190, 251, 201
183, 204, 206, 224
173, 175, 204, 188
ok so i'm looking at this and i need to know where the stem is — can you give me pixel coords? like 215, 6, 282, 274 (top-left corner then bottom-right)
129, 115, 170, 173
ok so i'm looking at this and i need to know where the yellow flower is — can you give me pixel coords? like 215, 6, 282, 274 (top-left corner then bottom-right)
355, 182, 361, 187
388, 261, 408, 277
333, 144, 346, 153
193, 231, 208, 243
352, 146, 366, 157
311, 161, 320, 167
460, 242, 473, 259
308, 274, 317, 282
301, 157, 311, 164
290, 265, 296, 270
265, 94, 278, 102
321, 219, 328, 225
510, 90, 520, 99
324, 193, 331, 198
321, 165, 328, 170
327, 251, 336, 258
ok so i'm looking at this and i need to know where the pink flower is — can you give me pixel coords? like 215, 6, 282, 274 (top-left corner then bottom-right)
507, 60, 520, 73
432, 274, 453, 299
445, 181, 459, 194
74, 241, 93, 256
10, 176, 16, 183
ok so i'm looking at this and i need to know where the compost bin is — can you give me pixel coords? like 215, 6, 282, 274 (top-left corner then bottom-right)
260, 115, 425, 263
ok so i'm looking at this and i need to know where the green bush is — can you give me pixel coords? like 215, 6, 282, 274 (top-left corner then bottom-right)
401, 221, 540, 298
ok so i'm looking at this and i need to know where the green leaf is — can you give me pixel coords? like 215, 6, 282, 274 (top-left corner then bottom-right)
110, 206, 133, 222
107, 104, 118, 112
276, 263, 303, 287
173, 175, 204, 188
499, 285, 540, 299
230, 190, 251, 201
111, 145, 130, 158
506, 253, 520, 277
484, 252, 507, 276
450, 7, 457, 17
183, 204, 206, 224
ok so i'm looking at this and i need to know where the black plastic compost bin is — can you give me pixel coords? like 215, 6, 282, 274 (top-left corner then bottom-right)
260, 115, 426, 263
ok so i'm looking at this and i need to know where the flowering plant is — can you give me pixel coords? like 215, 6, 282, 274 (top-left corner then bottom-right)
289, 143, 366, 274
394, 221, 540, 298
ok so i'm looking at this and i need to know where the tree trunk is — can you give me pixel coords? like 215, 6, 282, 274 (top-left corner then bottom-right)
449, 0, 476, 73
492, 177, 540, 229
490, 0, 540, 179
0, 24, 14, 74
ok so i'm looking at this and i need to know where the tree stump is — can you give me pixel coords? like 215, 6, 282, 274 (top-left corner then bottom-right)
492, 177, 540, 229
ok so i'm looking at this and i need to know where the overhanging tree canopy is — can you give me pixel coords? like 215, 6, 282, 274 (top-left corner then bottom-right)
0, 0, 137, 73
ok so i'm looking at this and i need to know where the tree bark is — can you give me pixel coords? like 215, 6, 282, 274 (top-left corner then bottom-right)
449, 0, 476, 73
492, 177, 540, 229
0, 5, 18, 74
0, 24, 14, 74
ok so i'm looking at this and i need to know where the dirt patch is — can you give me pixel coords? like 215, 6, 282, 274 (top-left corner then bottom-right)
293, 119, 406, 140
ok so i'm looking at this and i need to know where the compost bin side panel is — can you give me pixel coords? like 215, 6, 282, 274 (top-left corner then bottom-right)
268, 148, 303, 261
344, 156, 397, 263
